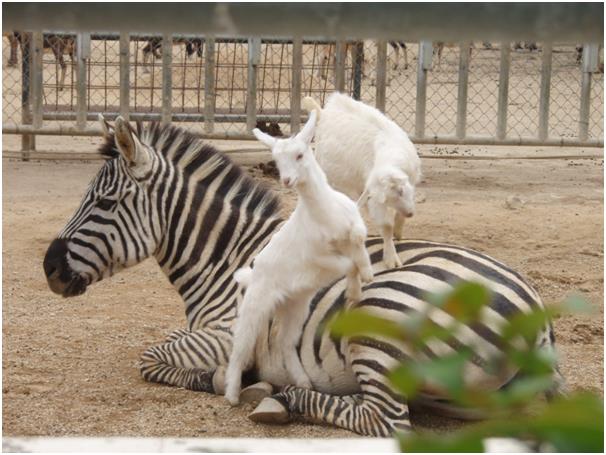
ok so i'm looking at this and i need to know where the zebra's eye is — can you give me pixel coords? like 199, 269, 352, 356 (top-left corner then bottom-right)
97, 198, 117, 211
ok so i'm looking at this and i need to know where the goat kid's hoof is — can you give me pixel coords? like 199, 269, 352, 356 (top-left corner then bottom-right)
212, 366, 226, 395
360, 268, 374, 284
239, 382, 273, 405
225, 390, 240, 407
248, 397, 290, 424
383, 256, 402, 269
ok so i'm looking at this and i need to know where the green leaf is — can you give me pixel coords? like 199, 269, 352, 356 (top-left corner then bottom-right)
559, 294, 593, 314
508, 348, 556, 376
328, 309, 403, 340
492, 375, 554, 408
428, 281, 491, 323
501, 308, 551, 345
416, 351, 471, 398
389, 364, 423, 397
398, 430, 485, 453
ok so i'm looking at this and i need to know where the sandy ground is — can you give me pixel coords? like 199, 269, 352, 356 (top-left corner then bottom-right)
2, 135, 603, 437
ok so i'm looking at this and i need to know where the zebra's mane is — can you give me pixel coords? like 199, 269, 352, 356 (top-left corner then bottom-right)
98, 122, 281, 220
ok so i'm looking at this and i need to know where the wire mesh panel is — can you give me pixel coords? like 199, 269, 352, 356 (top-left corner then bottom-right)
589, 47, 604, 140
3, 32, 24, 124
425, 43, 461, 137
384, 42, 417, 135
507, 44, 542, 138
466, 42, 500, 137
549, 44, 582, 140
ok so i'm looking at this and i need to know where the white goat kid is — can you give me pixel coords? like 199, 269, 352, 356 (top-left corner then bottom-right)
224, 110, 373, 406
302, 92, 422, 269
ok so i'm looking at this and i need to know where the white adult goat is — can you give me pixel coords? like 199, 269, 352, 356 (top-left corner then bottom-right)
224, 110, 374, 406
302, 92, 421, 268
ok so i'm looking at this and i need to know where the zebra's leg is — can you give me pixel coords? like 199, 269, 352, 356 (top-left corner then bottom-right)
139, 327, 231, 393
251, 382, 411, 436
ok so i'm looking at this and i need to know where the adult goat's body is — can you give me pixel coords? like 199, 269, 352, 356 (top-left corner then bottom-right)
43, 119, 564, 436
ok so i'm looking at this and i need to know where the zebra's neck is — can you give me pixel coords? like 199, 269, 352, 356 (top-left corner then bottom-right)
153, 156, 282, 331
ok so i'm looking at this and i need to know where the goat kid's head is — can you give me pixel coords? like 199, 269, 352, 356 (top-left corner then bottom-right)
252, 110, 317, 188
360, 169, 416, 218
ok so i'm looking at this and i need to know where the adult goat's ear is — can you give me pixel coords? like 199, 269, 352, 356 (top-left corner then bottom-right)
98, 113, 114, 138
114, 116, 150, 169
297, 109, 317, 145
252, 128, 277, 149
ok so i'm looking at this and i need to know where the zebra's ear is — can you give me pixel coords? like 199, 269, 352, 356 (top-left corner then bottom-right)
114, 116, 149, 169
98, 114, 114, 138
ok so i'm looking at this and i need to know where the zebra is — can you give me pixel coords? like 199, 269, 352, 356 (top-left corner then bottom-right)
43, 117, 566, 436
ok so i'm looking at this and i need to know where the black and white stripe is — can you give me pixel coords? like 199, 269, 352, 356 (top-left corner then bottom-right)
47, 122, 562, 436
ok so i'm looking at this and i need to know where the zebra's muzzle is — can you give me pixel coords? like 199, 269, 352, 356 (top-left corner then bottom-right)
43, 238, 89, 297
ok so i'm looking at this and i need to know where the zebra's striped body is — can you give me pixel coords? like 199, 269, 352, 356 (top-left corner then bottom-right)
44, 121, 561, 436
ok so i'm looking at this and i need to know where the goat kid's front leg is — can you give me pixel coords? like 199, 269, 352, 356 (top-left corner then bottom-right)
394, 212, 406, 240
382, 223, 402, 269
344, 225, 374, 302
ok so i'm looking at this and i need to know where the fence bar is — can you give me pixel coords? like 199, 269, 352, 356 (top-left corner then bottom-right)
538, 42, 553, 141
335, 41, 346, 91
76, 33, 90, 130
456, 42, 470, 139
291, 38, 303, 133
21, 32, 34, 159
161, 33, 173, 126
204, 37, 216, 134
579, 43, 598, 141
352, 41, 364, 100
119, 32, 130, 120
496, 42, 511, 140
31, 31, 43, 129
375, 40, 387, 112
415, 41, 432, 138
246, 37, 261, 132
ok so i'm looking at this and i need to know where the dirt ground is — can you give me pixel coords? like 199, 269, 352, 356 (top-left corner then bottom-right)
2, 133, 603, 438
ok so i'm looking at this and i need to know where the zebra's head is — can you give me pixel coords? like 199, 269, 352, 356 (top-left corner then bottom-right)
44, 116, 161, 297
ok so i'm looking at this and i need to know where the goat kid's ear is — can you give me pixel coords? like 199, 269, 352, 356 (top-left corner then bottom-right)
252, 128, 277, 149
357, 188, 371, 208
297, 109, 317, 145
114, 116, 149, 168
98, 114, 114, 138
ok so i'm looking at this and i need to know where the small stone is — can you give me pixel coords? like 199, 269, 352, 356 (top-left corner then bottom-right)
505, 195, 525, 210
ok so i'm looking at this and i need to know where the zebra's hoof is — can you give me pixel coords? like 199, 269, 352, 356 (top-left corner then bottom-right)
212, 366, 226, 395
240, 381, 273, 405
248, 397, 289, 424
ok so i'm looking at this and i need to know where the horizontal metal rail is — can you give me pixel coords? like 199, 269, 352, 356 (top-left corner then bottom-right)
4, 123, 603, 148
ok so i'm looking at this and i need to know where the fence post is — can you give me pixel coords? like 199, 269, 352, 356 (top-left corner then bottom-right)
375, 40, 387, 112
204, 37, 215, 134
31, 31, 43, 129
352, 41, 364, 100
335, 41, 346, 92
291, 38, 303, 133
20, 32, 34, 160
496, 42, 511, 140
579, 43, 598, 141
538, 42, 553, 141
119, 32, 130, 120
456, 41, 470, 139
76, 33, 90, 130
415, 41, 432, 139
247, 37, 261, 132
161, 33, 172, 126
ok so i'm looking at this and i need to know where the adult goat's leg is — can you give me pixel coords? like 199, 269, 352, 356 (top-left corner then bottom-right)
139, 327, 232, 392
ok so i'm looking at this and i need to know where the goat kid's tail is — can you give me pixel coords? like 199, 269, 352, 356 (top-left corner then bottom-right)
302, 96, 322, 118
233, 267, 253, 289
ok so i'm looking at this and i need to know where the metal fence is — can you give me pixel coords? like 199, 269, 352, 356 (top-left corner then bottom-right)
2, 32, 604, 154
